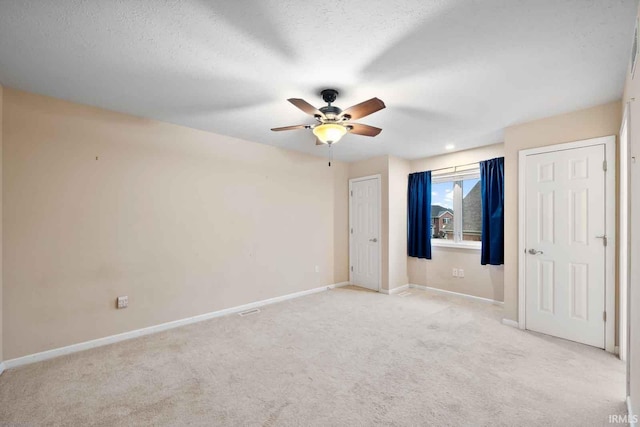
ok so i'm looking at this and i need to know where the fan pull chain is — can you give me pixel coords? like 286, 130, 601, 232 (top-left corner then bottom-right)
328, 143, 333, 167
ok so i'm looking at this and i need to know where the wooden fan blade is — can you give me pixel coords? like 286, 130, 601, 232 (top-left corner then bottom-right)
288, 98, 324, 117
271, 124, 310, 131
348, 123, 382, 137
315, 138, 327, 145
340, 98, 385, 120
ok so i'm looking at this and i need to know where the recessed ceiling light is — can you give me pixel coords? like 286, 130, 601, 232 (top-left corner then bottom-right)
445, 144, 455, 150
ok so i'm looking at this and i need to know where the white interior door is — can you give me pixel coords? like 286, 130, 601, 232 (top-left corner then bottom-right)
350, 176, 381, 291
524, 144, 606, 348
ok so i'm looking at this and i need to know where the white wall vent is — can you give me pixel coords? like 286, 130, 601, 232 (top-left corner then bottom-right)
239, 308, 261, 317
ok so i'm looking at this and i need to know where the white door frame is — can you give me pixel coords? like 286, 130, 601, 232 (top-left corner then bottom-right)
621, 103, 631, 365
620, 104, 631, 398
517, 135, 616, 353
349, 174, 382, 292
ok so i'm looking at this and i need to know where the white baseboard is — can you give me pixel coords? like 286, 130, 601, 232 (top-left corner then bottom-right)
628, 396, 637, 427
328, 281, 350, 289
407, 284, 504, 306
501, 318, 519, 328
379, 284, 409, 295
3, 281, 348, 370
0, 362, 5, 376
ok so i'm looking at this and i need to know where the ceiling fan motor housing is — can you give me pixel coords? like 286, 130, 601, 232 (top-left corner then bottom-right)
320, 89, 339, 104
319, 105, 342, 120
319, 89, 342, 119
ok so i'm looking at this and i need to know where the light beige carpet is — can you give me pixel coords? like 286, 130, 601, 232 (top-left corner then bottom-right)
0, 286, 626, 426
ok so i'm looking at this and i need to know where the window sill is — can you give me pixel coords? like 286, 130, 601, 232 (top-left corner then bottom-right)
431, 240, 481, 250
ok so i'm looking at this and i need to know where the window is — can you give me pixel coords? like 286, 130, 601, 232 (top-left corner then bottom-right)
431, 164, 482, 246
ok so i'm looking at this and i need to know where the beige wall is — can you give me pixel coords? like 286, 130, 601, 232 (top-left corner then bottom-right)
408, 144, 505, 301
333, 162, 350, 284
409, 248, 504, 300
503, 101, 622, 321
2, 89, 349, 359
623, 3, 640, 416
410, 143, 504, 173
348, 156, 390, 289
388, 156, 410, 290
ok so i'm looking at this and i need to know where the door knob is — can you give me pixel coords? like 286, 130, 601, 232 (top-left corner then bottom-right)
369, 238, 378, 242
527, 248, 543, 255
595, 235, 608, 246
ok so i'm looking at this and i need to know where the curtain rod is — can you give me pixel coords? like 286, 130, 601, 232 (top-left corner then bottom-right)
424, 160, 481, 174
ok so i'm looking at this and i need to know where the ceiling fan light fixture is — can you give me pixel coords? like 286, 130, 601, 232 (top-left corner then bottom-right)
313, 123, 347, 144
272, 90, 385, 151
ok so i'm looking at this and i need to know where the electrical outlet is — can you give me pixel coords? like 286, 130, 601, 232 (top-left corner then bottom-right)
117, 296, 128, 309
315, 265, 320, 273
459, 269, 465, 278
452, 268, 458, 277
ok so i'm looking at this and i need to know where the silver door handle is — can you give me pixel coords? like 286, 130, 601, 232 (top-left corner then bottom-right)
528, 248, 543, 255
369, 238, 378, 242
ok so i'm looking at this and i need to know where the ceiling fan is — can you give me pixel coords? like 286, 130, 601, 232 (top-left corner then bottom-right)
271, 89, 386, 146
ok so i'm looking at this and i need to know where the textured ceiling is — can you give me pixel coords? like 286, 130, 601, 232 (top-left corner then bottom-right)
0, 0, 637, 161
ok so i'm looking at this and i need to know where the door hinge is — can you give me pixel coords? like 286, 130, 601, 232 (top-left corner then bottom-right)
350, 266, 353, 272
603, 311, 607, 322
603, 160, 607, 172
350, 190, 353, 196
350, 227, 353, 234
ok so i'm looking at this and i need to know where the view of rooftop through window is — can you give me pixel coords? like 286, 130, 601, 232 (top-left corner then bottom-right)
431, 177, 482, 242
